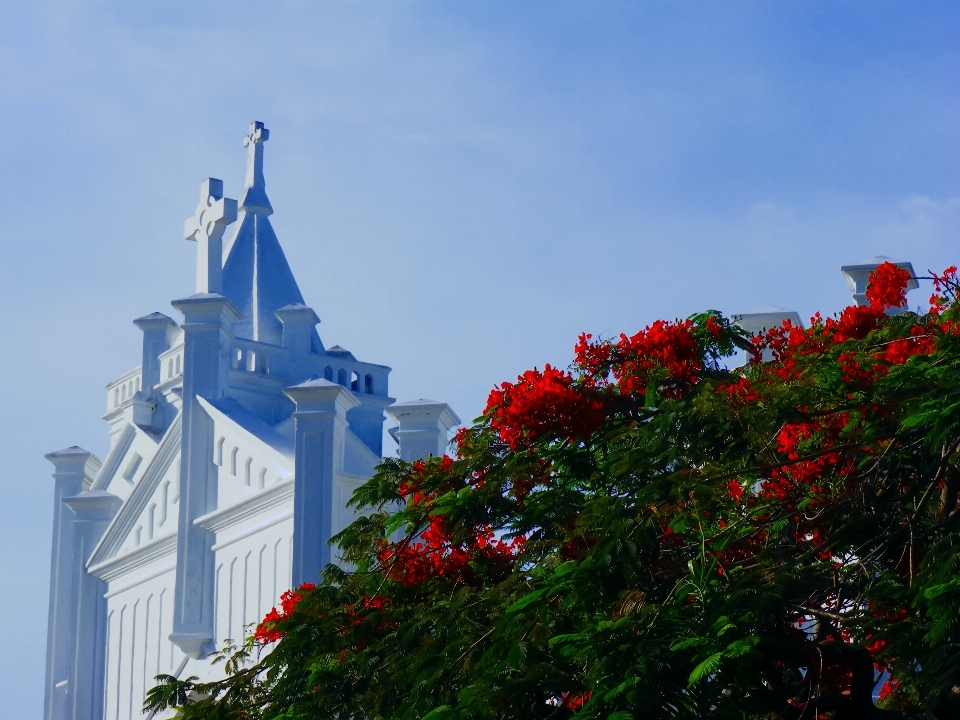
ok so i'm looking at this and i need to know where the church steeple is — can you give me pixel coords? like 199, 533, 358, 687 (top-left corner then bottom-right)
222, 121, 314, 347
239, 121, 273, 216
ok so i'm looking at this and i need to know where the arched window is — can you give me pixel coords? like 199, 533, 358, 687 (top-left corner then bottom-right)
351, 372, 359, 392
337, 368, 347, 386
364, 374, 373, 394
160, 481, 170, 525
324, 366, 333, 381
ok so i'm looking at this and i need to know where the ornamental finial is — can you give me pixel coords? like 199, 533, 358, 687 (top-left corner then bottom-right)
239, 121, 272, 215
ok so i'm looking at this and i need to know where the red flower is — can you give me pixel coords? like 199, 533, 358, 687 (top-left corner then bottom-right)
485, 364, 604, 449
728, 480, 745, 503
614, 319, 700, 395
254, 582, 317, 644
562, 690, 592, 710
866, 261, 912, 311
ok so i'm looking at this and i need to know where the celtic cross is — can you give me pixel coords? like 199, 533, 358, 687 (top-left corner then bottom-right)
183, 178, 238, 294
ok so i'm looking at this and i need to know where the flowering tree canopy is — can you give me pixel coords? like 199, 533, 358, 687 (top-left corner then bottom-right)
147, 263, 960, 719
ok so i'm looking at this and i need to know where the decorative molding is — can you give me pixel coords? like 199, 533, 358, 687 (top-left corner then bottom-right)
90, 424, 136, 491
91, 534, 177, 587
209, 509, 293, 552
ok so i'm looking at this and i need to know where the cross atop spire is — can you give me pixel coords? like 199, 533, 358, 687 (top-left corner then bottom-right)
239, 121, 273, 216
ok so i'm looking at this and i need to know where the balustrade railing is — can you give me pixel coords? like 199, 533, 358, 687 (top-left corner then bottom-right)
105, 367, 143, 411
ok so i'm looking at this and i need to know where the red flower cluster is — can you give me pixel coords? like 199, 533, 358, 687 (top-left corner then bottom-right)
562, 690, 592, 710
485, 364, 604, 449
763, 413, 856, 501
929, 265, 958, 313
727, 480, 745, 504
750, 264, 951, 390
254, 582, 316, 643
573, 333, 612, 386
865, 261, 912, 311
575, 319, 703, 398
612, 319, 700, 396
716, 377, 759, 405
377, 515, 524, 587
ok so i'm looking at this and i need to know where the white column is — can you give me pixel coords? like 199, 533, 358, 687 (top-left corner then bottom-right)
62, 491, 122, 720
274, 303, 320, 357
283, 379, 360, 585
169, 293, 240, 658
386, 400, 461, 462
43, 448, 101, 720
132, 313, 177, 401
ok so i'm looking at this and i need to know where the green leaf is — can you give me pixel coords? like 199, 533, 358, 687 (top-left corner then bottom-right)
507, 641, 528, 669
420, 705, 453, 720
688, 652, 724, 685
506, 588, 548, 613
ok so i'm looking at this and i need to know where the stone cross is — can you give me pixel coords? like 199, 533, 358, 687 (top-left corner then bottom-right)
184, 178, 238, 294
239, 121, 272, 214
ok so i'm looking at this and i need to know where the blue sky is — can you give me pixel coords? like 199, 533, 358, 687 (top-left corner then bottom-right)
1, 1, 957, 716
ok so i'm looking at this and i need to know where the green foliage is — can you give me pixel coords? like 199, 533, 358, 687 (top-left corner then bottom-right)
146, 266, 960, 719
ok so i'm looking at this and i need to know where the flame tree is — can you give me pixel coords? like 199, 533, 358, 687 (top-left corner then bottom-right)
147, 263, 960, 719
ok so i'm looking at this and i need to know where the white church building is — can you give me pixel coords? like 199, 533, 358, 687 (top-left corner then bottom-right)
42, 122, 461, 720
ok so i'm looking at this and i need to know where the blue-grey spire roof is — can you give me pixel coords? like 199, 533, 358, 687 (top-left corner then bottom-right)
221, 122, 318, 349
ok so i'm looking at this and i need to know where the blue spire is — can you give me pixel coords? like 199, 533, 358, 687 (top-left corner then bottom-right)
222, 122, 317, 348
239, 121, 272, 215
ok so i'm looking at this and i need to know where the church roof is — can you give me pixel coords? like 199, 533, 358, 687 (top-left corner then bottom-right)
220, 122, 320, 350
133, 312, 176, 325
325, 345, 356, 360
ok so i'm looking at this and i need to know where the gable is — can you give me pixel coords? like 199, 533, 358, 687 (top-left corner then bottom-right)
91, 424, 164, 503
87, 414, 182, 569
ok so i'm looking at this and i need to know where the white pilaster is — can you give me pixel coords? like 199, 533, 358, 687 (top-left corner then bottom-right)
283, 379, 360, 585
62, 491, 122, 720
43, 447, 101, 720
169, 293, 240, 658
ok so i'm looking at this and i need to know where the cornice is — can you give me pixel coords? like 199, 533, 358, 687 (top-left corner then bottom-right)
88, 532, 177, 584
194, 477, 293, 535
